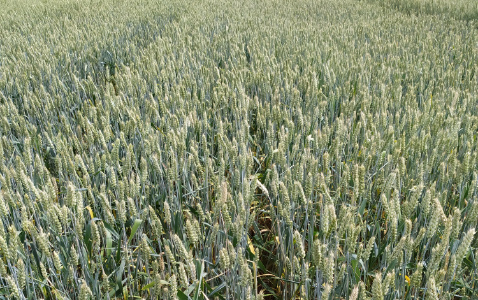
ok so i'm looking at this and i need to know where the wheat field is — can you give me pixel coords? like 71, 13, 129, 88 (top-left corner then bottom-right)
0, 0, 477, 299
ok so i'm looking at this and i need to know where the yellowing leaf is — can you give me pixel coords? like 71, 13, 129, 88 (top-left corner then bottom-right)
247, 236, 255, 255
405, 275, 410, 285
85, 206, 94, 219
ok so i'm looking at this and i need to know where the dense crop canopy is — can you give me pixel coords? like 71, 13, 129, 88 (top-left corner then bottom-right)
0, 0, 477, 299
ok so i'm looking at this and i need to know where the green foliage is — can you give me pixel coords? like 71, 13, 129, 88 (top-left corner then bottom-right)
0, 0, 477, 299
